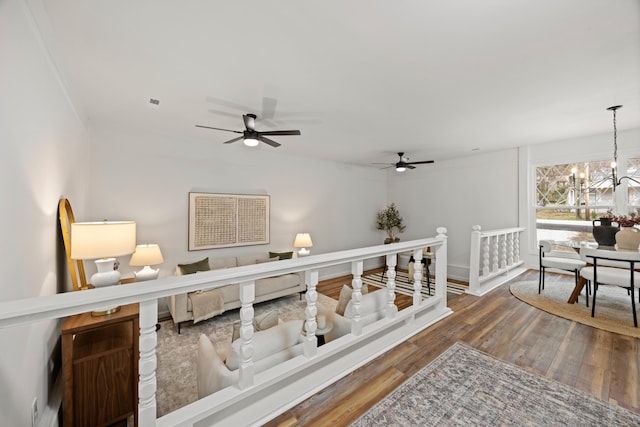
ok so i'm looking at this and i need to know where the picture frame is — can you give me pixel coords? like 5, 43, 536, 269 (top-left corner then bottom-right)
188, 192, 270, 250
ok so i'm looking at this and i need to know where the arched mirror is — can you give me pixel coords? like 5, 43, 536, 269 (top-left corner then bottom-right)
59, 198, 87, 291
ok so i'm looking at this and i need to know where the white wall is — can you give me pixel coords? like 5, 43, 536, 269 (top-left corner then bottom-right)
85, 124, 389, 314
0, 1, 89, 425
387, 149, 520, 280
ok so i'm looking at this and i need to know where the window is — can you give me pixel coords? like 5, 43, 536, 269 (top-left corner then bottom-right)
535, 157, 639, 244
624, 156, 640, 208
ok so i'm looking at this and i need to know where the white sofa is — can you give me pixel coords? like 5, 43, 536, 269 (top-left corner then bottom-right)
197, 319, 305, 397
169, 254, 306, 333
318, 288, 388, 343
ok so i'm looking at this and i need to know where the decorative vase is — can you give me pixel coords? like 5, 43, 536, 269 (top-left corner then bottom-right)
615, 227, 640, 251
592, 218, 619, 247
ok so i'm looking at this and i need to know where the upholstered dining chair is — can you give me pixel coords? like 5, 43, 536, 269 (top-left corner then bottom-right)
580, 249, 640, 327
538, 240, 587, 304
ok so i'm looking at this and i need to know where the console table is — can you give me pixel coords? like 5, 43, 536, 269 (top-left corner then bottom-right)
62, 303, 139, 427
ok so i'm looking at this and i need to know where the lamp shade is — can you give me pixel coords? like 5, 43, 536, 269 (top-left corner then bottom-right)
129, 244, 164, 266
294, 233, 313, 248
71, 221, 137, 259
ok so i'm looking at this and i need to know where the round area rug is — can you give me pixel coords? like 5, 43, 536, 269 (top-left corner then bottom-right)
510, 281, 640, 338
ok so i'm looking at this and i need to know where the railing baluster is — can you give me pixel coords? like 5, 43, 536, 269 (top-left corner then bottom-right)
499, 235, 507, 269
138, 299, 158, 427
350, 260, 364, 336
482, 235, 490, 276
491, 236, 499, 272
506, 233, 514, 266
303, 269, 319, 357
238, 280, 256, 389
412, 248, 423, 306
385, 254, 398, 318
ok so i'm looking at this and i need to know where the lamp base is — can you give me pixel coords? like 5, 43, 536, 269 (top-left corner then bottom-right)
90, 258, 121, 315
134, 266, 159, 281
297, 248, 311, 257
91, 306, 121, 316
91, 258, 122, 287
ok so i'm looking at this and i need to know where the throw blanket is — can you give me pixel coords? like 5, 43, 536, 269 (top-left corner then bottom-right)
189, 288, 224, 323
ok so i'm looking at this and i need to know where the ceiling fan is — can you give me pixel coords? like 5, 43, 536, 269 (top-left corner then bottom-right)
374, 152, 435, 172
196, 113, 301, 148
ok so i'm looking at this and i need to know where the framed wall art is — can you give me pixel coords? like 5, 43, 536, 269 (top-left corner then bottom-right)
188, 192, 270, 250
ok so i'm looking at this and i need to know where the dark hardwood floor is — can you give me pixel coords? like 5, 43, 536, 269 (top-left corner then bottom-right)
266, 269, 640, 426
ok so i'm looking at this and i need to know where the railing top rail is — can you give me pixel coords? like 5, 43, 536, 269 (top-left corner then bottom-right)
0, 237, 445, 328
471, 225, 525, 237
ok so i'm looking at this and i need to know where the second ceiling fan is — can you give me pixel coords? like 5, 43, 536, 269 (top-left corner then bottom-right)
196, 113, 301, 148
375, 152, 434, 172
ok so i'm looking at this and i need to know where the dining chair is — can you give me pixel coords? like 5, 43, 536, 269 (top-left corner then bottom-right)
538, 240, 588, 304
580, 252, 639, 327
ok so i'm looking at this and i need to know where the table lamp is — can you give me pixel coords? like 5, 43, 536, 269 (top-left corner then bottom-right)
71, 221, 136, 314
129, 244, 164, 281
294, 233, 313, 257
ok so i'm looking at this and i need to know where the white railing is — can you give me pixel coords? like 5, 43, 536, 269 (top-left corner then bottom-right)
0, 229, 452, 427
467, 225, 527, 296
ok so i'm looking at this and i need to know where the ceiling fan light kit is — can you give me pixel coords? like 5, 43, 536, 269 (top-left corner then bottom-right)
196, 113, 301, 148
243, 135, 259, 147
374, 152, 434, 172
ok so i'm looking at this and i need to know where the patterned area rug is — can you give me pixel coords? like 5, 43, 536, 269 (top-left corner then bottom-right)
363, 270, 468, 299
510, 280, 640, 338
155, 293, 337, 417
351, 342, 640, 426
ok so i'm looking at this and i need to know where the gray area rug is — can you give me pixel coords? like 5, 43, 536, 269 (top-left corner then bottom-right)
351, 342, 640, 426
156, 293, 337, 417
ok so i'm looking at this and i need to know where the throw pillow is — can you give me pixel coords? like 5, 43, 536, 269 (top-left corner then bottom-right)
231, 309, 279, 342
269, 251, 293, 260
335, 284, 369, 316
177, 257, 210, 275
335, 285, 352, 316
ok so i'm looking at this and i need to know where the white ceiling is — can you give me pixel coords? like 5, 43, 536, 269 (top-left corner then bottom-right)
37, 0, 640, 167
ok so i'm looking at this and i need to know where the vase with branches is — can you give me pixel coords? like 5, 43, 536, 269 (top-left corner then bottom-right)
376, 203, 406, 243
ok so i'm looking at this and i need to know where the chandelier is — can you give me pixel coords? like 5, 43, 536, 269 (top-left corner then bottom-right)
607, 105, 639, 191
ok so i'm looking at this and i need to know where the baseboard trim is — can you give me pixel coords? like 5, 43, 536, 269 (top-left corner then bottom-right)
39, 373, 62, 427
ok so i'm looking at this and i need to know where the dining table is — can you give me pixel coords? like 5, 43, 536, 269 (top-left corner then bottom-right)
564, 243, 640, 304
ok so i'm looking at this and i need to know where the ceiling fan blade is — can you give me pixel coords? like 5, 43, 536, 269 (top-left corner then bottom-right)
407, 160, 435, 165
407, 165, 416, 169
259, 130, 301, 136
207, 109, 242, 119
372, 162, 394, 166
262, 97, 278, 119
243, 114, 256, 131
258, 135, 281, 148
222, 136, 243, 144
196, 124, 242, 133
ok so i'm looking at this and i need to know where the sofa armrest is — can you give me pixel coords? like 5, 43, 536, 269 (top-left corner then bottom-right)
169, 293, 192, 324
197, 334, 237, 398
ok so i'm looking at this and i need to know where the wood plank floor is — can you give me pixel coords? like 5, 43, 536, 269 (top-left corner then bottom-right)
266, 269, 640, 426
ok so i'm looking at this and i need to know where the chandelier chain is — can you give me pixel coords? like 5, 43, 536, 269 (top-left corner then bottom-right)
613, 107, 618, 164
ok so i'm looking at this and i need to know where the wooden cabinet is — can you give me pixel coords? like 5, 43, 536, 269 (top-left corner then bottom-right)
62, 303, 139, 427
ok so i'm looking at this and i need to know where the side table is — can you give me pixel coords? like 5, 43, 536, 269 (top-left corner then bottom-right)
62, 303, 139, 427
315, 323, 333, 347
